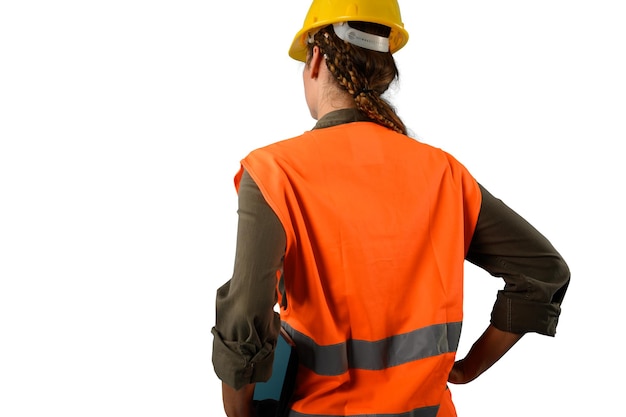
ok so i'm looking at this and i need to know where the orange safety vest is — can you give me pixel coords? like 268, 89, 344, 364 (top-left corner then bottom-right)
236, 122, 482, 417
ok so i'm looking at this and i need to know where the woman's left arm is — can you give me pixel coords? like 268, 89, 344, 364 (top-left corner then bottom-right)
212, 170, 287, 413
222, 382, 256, 417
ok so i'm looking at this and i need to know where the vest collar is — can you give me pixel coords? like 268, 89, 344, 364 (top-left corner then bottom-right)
313, 108, 370, 130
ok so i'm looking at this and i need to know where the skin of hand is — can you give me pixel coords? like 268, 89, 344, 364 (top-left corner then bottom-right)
448, 324, 523, 384
222, 382, 256, 417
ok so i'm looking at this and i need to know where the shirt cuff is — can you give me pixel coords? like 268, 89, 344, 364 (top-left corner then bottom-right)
490, 291, 561, 336
211, 327, 276, 390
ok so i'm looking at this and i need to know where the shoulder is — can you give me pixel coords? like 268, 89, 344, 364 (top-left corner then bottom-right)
244, 132, 311, 162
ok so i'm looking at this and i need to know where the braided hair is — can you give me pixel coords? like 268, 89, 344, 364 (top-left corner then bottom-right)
307, 22, 407, 135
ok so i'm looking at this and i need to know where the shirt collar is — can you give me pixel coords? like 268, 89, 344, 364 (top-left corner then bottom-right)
312, 108, 370, 130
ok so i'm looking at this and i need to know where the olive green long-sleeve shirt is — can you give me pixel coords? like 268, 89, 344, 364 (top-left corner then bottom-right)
212, 109, 570, 390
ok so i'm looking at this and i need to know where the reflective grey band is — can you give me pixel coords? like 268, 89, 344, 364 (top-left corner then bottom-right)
333, 22, 390, 53
282, 321, 462, 376
288, 405, 440, 417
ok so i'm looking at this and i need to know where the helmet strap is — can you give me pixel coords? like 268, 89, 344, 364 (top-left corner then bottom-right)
332, 22, 389, 53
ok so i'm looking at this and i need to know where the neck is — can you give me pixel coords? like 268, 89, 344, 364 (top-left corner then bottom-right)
316, 99, 355, 121
304, 46, 356, 121
315, 75, 355, 120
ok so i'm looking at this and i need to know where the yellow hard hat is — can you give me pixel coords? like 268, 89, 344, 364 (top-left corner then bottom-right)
289, 0, 409, 62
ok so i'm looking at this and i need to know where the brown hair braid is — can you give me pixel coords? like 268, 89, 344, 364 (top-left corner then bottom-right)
307, 22, 407, 135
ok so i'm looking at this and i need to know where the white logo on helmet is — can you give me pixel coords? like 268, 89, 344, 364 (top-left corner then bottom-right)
333, 22, 389, 53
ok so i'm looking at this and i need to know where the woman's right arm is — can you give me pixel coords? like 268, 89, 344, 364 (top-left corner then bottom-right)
450, 184, 570, 384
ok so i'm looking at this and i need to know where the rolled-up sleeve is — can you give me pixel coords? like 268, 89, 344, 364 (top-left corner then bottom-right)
211, 170, 286, 389
466, 185, 570, 336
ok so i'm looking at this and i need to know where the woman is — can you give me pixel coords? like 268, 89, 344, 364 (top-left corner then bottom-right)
212, 1, 570, 416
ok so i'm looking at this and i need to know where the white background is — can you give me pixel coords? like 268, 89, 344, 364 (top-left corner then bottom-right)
1, 1, 624, 416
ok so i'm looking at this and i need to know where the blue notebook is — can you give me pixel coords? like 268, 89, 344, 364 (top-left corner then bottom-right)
253, 327, 298, 417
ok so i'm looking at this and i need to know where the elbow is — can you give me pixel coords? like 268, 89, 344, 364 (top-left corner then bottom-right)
549, 255, 570, 305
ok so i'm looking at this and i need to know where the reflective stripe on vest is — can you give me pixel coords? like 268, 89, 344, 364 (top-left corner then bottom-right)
288, 406, 440, 417
283, 321, 461, 376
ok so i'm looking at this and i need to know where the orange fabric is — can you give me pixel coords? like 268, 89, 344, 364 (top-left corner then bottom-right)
291, 354, 456, 415
437, 388, 457, 417
237, 122, 481, 415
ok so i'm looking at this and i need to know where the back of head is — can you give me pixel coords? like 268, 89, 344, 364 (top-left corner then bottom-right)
290, 0, 410, 134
